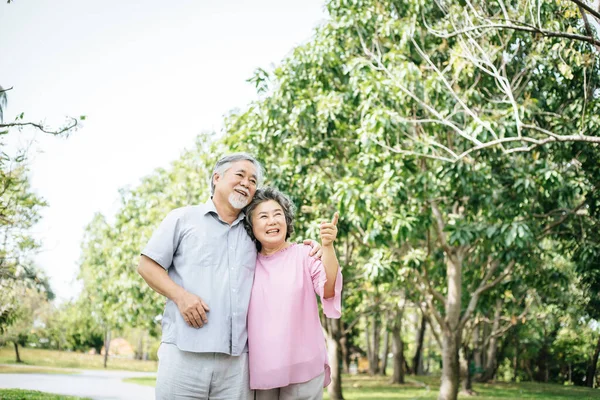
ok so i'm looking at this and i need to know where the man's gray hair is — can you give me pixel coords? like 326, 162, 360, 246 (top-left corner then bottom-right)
210, 153, 264, 195
244, 187, 295, 252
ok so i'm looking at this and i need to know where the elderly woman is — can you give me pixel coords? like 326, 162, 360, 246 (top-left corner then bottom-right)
244, 187, 342, 400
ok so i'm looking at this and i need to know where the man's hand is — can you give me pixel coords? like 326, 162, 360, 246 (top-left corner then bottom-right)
320, 212, 339, 247
175, 291, 210, 329
304, 239, 323, 258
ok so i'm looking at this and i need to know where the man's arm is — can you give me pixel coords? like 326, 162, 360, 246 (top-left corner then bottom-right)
137, 255, 210, 328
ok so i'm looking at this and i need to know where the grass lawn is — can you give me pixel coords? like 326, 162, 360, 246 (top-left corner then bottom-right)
120, 373, 600, 399
123, 376, 156, 387
320, 375, 600, 400
0, 389, 90, 399
0, 347, 157, 372
0, 365, 79, 375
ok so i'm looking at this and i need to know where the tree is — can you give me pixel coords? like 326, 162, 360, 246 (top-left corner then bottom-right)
355, 0, 600, 163
72, 0, 600, 395
41, 300, 105, 353
0, 285, 52, 362
0, 85, 80, 334
217, 2, 600, 399
0, 163, 54, 333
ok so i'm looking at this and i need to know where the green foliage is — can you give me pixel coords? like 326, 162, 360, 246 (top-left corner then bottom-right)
73, 0, 600, 395
0, 85, 76, 335
0, 390, 90, 400
0, 287, 52, 359
46, 300, 104, 353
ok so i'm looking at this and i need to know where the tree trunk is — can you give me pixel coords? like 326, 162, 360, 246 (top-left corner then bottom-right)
381, 329, 390, 376
413, 313, 427, 375
425, 332, 432, 374
478, 298, 502, 383
438, 252, 464, 400
369, 314, 381, 375
439, 329, 461, 400
364, 316, 372, 371
325, 318, 344, 400
586, 333, 600, 388
404, 359, 412, 375
523, 359, 534, 381
391, 309, 405, 384
512, 332, 519, 382
340, 334, 350, 374
144, 330, 151, 360
13, 341, 22, 363
473, 323, 482, 380
136, 331, 144, 360
103, 329, 111, 369
460, 345, 475, 395
534, 325, 554, 383
481, 321, 489, 369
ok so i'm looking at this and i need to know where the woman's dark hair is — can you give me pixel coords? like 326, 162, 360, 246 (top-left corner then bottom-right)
244, 187, 295, 251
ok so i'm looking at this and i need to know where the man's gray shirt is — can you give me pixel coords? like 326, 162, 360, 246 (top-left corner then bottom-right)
142, 199, 257, 355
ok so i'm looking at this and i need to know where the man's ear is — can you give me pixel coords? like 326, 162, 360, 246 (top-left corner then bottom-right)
212, 172, 220, 187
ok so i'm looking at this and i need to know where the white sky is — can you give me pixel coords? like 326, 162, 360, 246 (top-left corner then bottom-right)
1, 0, 328, 302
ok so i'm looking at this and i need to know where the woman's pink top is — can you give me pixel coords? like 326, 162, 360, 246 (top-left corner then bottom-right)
247, 243, 343, 390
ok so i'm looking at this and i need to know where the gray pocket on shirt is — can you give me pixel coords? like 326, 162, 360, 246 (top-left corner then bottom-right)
185, 233, 218, 267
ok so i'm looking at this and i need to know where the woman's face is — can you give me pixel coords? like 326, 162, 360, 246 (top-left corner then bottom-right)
251, 199, 288, 248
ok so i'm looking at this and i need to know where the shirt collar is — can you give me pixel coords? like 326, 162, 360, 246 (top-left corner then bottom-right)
204, 197, 246, 226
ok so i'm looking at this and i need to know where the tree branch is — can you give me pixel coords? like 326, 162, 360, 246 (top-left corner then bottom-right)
0, 118, 79, 136
430, 202, 452, 254
431, 23, 600, 47
382, 128, 600, 163
418, 302, 443, 349
579, 5, 597, 45
569, 0, 600, 23
460, 260, 515, 330
358, 32, 483, 146
410, 37, 500, 142
371, 138, 455, 163
539, 199, 588, 237
342, 298, 388, 335
482, 299, 531, 347
413, 267, 447, 305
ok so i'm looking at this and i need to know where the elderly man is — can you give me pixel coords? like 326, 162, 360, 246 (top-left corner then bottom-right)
137, 153, 320, 399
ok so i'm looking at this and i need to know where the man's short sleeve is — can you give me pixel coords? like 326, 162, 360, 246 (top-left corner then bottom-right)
141, 208, 184, 270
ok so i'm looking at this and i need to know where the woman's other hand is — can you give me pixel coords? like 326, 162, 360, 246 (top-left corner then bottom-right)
320, 212, 339, 247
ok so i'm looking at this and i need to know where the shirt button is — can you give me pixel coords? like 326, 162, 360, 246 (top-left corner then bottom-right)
232, 288, 237, 292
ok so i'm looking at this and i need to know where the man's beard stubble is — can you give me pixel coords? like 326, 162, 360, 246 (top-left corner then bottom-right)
228, 192, 250, 209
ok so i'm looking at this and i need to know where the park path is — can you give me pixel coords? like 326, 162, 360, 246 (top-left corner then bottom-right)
0, 364, 156, 400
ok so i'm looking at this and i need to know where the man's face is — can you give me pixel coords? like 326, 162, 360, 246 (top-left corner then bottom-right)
213, 160, 258, 210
